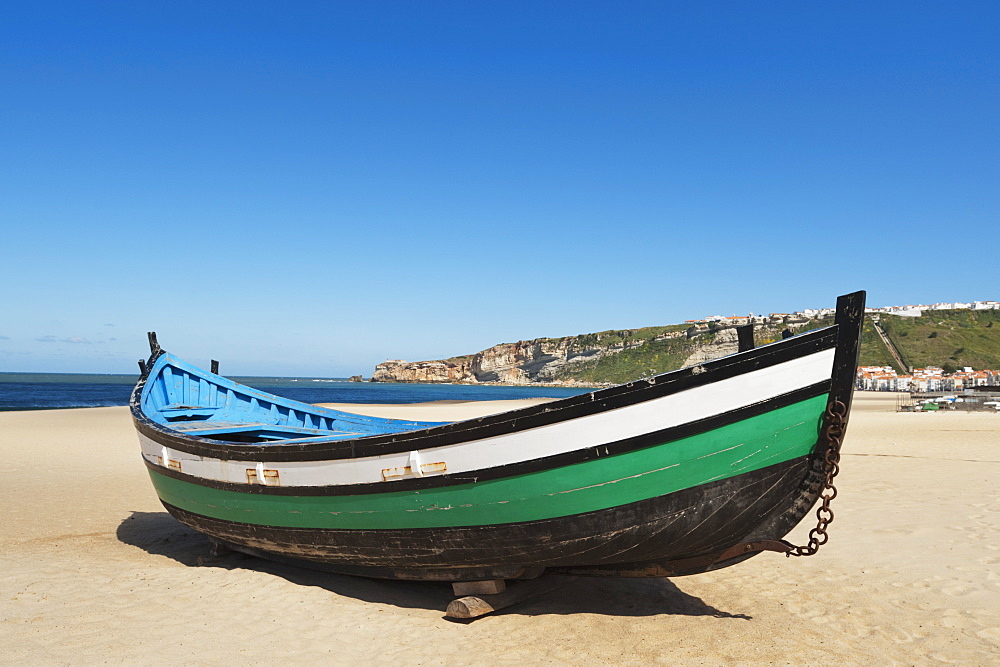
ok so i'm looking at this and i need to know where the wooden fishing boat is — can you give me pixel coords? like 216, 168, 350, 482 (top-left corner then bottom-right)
131, 291, 865, 584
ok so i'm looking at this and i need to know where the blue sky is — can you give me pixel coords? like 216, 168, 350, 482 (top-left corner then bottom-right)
2, 2, 997, 375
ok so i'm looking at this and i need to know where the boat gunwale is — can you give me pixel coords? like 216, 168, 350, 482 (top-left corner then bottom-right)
131, 325, 840, 463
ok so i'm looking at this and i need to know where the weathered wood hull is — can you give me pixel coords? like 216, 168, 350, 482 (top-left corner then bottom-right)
158, 454, 822, 580
131, 292, 864, 580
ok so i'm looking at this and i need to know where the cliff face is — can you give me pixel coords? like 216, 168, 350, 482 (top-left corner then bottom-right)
370, 339, 614, 385
681, 327, 740, 366
471, 338, 612, 384
371, 359, 474, 383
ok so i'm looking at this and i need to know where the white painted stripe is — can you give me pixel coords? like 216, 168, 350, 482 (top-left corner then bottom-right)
140, 348, 834, 488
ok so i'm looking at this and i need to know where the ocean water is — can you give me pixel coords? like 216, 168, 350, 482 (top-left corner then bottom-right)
0, 372, 591, 411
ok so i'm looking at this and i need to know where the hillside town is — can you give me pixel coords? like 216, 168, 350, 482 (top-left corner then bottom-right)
860, 301, 999, 393
866, 300, 1000, 317
856, 366, 1000, 392
688, 300, 1000, 326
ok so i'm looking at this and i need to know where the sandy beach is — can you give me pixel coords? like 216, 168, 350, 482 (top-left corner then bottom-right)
2, 393, 998, 664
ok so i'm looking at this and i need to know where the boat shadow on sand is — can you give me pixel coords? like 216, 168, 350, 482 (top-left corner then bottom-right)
118, 511, 752, 620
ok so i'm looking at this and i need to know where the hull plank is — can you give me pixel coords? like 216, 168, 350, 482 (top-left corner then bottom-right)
162, 456, 812, 571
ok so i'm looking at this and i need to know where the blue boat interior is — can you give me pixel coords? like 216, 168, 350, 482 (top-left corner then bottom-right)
139, 353, 449, 444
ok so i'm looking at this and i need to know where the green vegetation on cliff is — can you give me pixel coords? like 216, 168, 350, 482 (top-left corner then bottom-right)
549, 318, 830, 385
859, 319, 902, 370
534, 323, 691, 351
877, 309, 1000, 372
552, 336, 695, 385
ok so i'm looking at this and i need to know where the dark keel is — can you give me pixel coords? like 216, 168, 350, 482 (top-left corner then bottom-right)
162, 455, 821, 581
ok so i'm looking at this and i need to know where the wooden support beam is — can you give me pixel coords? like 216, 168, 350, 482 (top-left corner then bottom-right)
445, 577, 569, 619
452, 579, 506, 596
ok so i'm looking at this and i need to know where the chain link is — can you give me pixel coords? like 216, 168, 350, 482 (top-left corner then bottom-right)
786, 399, 848, 557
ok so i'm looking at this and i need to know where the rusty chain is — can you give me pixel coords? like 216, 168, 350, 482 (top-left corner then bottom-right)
785, 399, 848, 557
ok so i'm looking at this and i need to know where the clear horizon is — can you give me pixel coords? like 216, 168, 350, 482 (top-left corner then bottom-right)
2, 3, 996, 376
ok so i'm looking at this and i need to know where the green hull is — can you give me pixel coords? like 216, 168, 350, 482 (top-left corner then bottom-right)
149, 393, 828, 531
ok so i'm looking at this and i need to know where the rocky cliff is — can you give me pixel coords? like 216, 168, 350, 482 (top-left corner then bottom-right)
470, 337, 619, 384
372, 358, 474, 383
681, 327, 740, 366
370, 337, 618, 385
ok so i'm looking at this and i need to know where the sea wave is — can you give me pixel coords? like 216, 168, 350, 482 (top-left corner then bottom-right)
0, 401, 125, 411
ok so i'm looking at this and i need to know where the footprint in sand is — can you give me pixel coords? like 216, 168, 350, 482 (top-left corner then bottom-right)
890, 598, 934, 612
928, 651, 963, 663
976, 627, 1000, 642
865, 482, 903, 492
871, 526, 918, 535
942, 582, 977, 596
874, 625, 914, 643
784, 602, 831, 620
941, 614, 977, 630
